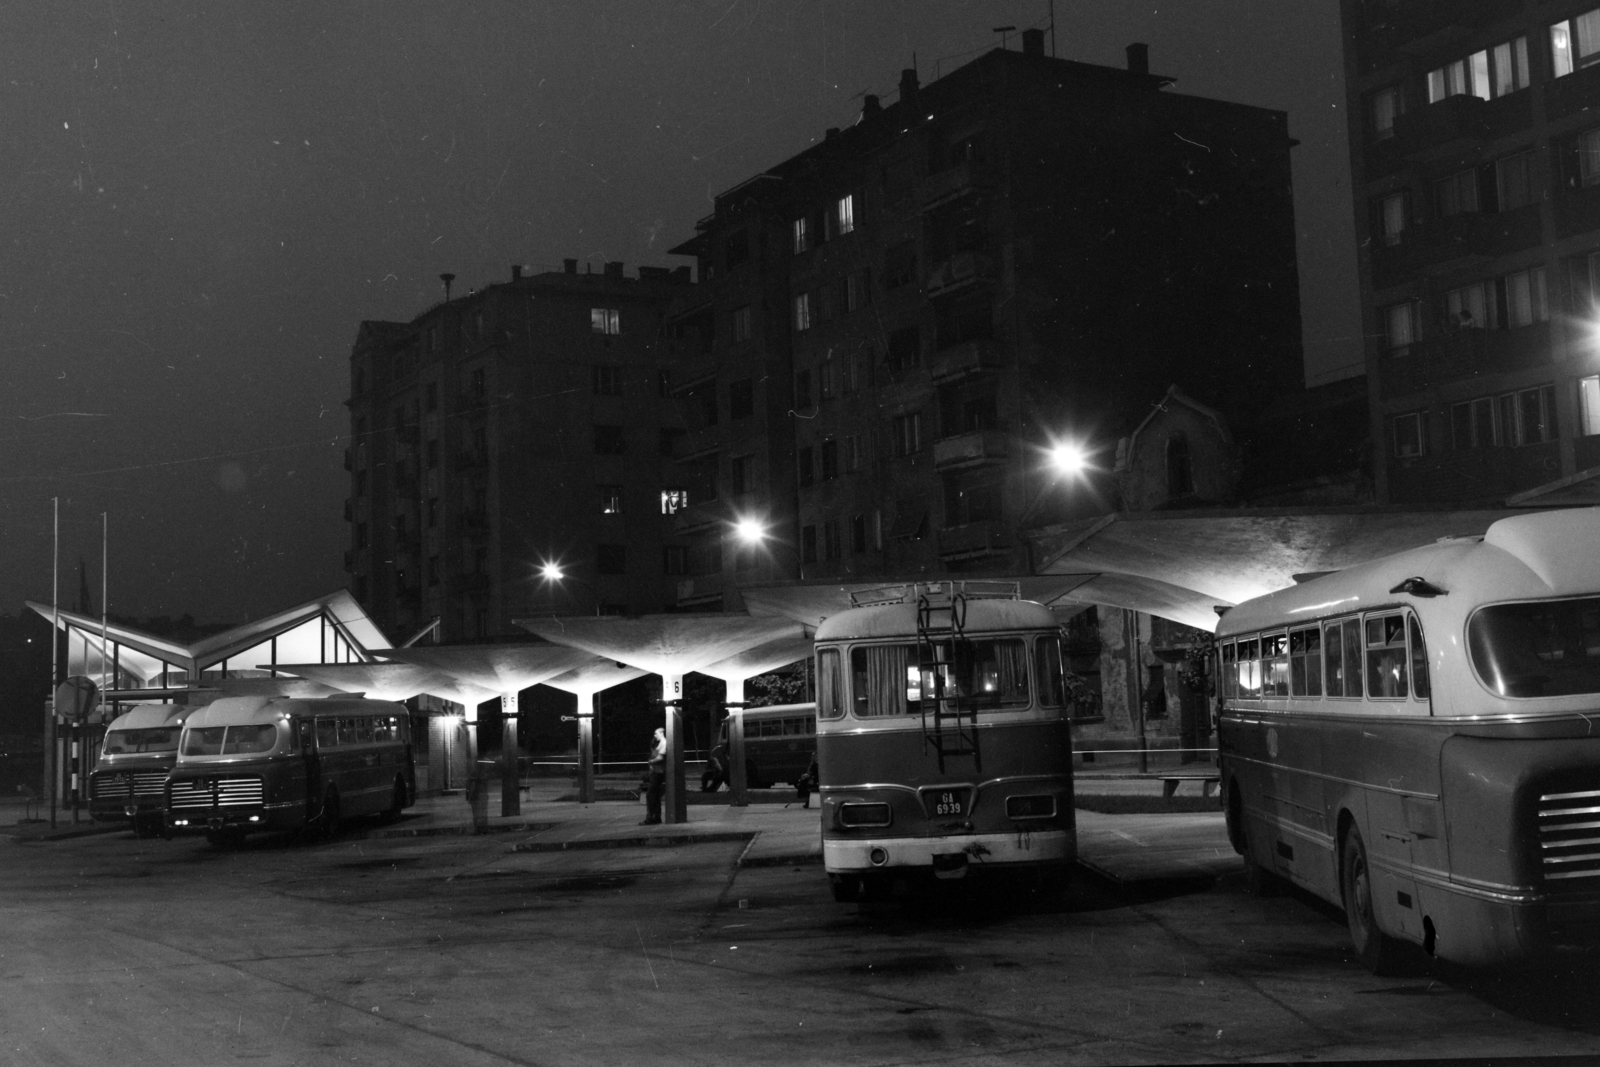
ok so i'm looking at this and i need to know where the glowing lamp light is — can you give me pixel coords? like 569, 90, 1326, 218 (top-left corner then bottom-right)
1049, 442, 1088, 476
539, 562, 564, 582
734, 517, 766, 544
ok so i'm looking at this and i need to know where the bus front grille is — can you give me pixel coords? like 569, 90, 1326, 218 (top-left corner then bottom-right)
168, 776, 264, 811
1539, 788, 1600, 890
92, 771, 168, 801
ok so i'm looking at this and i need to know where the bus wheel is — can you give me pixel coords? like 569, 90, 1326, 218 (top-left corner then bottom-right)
1340, 825, 1405, 975
381, 778, 406, 822
829, 875, 862, 903
317, 788, 342, 840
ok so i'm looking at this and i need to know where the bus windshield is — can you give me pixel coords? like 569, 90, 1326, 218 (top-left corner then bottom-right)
183, 724, 281, 756
1469, 596, 1600, 698
849, 639, 1031, 716
103, 728, 179, 754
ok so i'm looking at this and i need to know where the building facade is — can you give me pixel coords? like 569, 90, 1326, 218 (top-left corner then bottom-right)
666, 30, 1303, 610
1343, 0, 1600, 505
345, 261, 694, 641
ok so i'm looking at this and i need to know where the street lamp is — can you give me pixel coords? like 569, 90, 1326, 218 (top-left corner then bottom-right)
1048, 440, 1089, 478
539, 561, 564, 582
733, 517, 765, 544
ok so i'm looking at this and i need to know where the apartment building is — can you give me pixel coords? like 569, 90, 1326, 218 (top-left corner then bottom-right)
345, 261, 693, 641
1343, 0, 1600, 504
664, 29, 1303, 610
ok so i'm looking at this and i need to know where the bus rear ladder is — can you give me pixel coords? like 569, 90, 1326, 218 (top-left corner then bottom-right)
917, 587, 978, 772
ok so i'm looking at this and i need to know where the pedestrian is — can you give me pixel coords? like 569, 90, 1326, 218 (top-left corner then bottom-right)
641, 726, 667, 825
796, 755, 819, 809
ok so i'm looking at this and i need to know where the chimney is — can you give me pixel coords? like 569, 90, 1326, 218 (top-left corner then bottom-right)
439, 272, 455, 302
899, 68, 919, 112
511, 264, 523, 282
1022, 28, 1044, 57
1126, 42, 1149, 76
563, 258, 578, 274
861, 94, 881, 121
604, 261, 624, 279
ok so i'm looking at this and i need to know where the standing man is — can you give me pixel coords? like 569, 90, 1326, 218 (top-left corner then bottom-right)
641, 727, 667, 826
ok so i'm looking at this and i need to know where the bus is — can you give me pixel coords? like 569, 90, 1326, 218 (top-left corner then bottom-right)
815, 581, 1075, 901
1217, 507, 1600, 971
166, 695, 414, 845
89, 704, 193, 837
700, 702, 817, 791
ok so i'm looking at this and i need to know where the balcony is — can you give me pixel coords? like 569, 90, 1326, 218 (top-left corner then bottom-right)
918, 160, 997, 211
929, 338, 1004, 383
1370, 205, 1542, 288
933, 429, 1009, 471
937, 520, 1011, 562
924, 250, 998, 298
1392, 95, 1486, 163
673, 497, 728, 535
1547, 63, 1600, 122
1378, 324, 1554, 397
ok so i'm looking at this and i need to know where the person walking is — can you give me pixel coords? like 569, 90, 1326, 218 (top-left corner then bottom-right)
641, 727, 667, 825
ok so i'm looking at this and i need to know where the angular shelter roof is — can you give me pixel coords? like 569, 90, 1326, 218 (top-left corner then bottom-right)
376, 644, 603, 696
514, 614, 806, 677
271, 661, 497, 707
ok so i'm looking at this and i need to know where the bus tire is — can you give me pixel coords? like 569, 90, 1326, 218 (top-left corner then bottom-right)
1340, 824, 1405, 975
382, 778, 406, 822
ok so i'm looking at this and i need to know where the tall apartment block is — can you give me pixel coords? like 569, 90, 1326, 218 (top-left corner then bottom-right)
1343, 0, 1600, 504
664, 29, 1302, 610
345, 261, 693, 641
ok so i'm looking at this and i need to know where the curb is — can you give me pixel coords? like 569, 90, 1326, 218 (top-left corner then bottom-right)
510, 831, 754, 853
3, 823, 126, 843
739, 851, 823, 868
370, 821, 558, 839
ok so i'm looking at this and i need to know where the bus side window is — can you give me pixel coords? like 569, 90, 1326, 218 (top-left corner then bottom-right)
1324, 622, 1343, 696
1237, 638, 1261, 698
316, 718, 338, 748
1290, 627, 1322, 696
337, 718, 358, 745
850, 645, 911, 716
1261, 634, 1289, 697
1408, 616, 1431, 700
817, 648, 845, 720
356, 717, 375, 744
1365, 614, 1409, 698
1220, 642, 1237, 700
373, 717, 391, 742
1036, 635, 1067, 708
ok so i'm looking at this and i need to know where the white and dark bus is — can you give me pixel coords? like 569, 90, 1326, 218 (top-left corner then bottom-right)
166, 695, 414, 844
1217, 508, 1600, 970
89, 704, 194, 837
815, 582, 1075, 900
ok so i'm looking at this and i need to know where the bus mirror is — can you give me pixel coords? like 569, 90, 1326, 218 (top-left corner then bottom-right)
1389, 576, 1448, 598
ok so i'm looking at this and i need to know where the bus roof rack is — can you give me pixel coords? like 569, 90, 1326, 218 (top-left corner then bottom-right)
848, 580, 1021, 608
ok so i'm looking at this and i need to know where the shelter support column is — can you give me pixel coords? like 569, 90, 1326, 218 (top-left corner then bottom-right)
576, 691, 595, 804
500, 694, 520, 817
664, 674, 687, 824
725, 677, 748, 808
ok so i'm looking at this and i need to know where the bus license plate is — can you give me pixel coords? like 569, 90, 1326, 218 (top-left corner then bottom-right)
931, 789, 969, 817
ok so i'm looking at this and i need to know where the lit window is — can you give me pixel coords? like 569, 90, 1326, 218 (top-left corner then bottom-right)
836, 194, 855, 235
1392, 413, 1426, 458
590, 307, 620, 335
1580, 376, 1600, 436
1493, 38, 1531, 96
1427, 53, 1488, 103
1379, 192, 1406, 246
661, 488, 690, 514
1371, 86, 1402, 141
1446, 282, 1489, 329
792, 292, 812, 332
1384, 301, 1419, 354
1552, 11, 1600, 77
1502, 267, 1547, 328
792, 216, 810, 255
599, 485, 621, 515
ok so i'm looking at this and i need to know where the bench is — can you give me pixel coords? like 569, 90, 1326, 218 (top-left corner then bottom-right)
1159, 772, 1220, 799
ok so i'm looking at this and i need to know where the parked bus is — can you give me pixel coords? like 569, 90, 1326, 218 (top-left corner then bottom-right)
700, 702, 817, 791
815, 581, 1075, 901
1217, 508, 1600, 971
166, 695, 414, 845
89, 703, 193, 837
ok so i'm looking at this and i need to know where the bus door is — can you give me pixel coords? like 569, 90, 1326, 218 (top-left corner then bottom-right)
297, 717, 322, 822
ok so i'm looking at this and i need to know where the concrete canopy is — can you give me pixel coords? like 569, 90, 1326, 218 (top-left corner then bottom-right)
696, 634, 815, 685
375, 644, 602, 696
541, 660, 650, 698
271, 661, 497, 707
1028, 508, 1521, 629
514, 614, 806, 677
738, 577, 1097, 628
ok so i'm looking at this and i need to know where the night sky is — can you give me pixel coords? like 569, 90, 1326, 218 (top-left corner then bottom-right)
0, 1, 1354, 626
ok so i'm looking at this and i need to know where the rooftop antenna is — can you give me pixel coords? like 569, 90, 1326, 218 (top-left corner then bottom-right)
992, 25, 1016, 50
440, 272, 456, 302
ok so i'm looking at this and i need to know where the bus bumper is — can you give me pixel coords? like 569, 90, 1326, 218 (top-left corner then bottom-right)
824, 829, 1074, 877
167, 801, 302, 835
